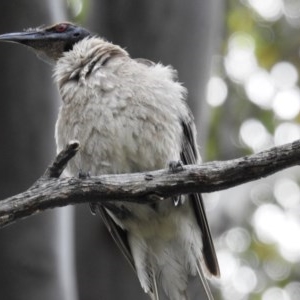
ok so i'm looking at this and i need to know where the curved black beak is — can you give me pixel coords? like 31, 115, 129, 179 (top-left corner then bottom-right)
0, 23, 92, 62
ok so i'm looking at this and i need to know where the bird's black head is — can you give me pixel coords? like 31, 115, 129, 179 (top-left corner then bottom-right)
0, 22, 91, 63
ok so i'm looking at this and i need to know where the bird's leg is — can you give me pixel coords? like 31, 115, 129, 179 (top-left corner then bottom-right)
168, 161, 184, 206
78, 169, 98, 215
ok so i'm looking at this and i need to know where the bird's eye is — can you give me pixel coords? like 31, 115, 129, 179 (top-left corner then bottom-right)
55, 23, 68, 33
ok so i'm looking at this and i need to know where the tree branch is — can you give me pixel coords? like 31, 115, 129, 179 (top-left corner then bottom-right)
0, 140, 300, 228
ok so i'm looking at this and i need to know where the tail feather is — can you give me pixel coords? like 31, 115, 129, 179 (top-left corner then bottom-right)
149, 262, 159, 300
148, 290, 159, 300
147, 257, 189, 300
147, 282, 189, 300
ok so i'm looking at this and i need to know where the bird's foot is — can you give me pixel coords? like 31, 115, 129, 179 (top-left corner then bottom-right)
148, 193, 164, 202
168, 160, 184, 173
168, 161, 184, 206
172, 195, 183, 207
78, 169, 91, 179
144, 173, 154, 181
89, 202, 98, 215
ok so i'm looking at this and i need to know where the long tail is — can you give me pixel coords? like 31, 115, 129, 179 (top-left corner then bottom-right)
148, 259, 159, 300
148, 283, 189, 300
148, 266, 189, 300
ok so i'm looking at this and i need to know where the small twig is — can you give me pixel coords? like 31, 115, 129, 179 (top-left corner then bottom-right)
43, 140, 80, 179
0, 140, 300, 228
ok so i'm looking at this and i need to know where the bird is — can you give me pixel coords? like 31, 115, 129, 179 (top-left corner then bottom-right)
0, 22, 220, 300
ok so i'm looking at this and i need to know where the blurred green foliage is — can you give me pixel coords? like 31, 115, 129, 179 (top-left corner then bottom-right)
210, 1, 300, 299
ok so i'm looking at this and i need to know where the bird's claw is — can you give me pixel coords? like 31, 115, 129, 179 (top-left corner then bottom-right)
168, 161, 184, 206
145, 173, 154, 181
172, 195, 183, 207
89, 202, 98, 215
168, 160, 184, 173
78, 169, 91, 179
148, 193, 164, 202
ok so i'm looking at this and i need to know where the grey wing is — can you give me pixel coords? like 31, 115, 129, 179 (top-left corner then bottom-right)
180, 112, 220, 277
96, 205, 136, 271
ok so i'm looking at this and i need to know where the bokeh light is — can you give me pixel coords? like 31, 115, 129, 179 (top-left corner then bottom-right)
216, 250, 239, 282
252, 203, 285, 244
225, 33, 257, 83
206, 76, 228, 107
285, 281, 300, 300
252, 204, 300, 262
270, 62, 298, 89
248, 0, 283, 21
67, 0, 83, 17
245, 69, 275, 109
239, 118, 272, 152
274, 122, 300, 145
216, 249, 258, 300
250, 183, 273, 206
262, 287, 289, 300
272, 88, 300, 120
263, 259, 291, 281
232, 265, 257, 294
225, 227, 251, 253
274, 178, 300, 210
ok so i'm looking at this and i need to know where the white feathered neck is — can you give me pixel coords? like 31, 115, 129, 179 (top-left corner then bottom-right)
53, 37, 129, 88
